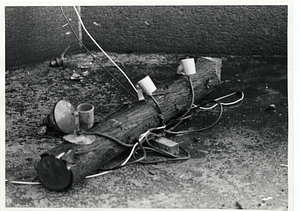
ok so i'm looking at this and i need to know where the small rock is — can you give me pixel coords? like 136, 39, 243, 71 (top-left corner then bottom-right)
265, 104, 276, 112
148, 170, 155, 175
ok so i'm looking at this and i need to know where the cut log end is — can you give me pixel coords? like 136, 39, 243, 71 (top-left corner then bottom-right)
37, 155, 73, 191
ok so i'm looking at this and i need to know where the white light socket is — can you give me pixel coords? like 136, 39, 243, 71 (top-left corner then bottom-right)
137, 76, 157, 96
181, 58, 196, 75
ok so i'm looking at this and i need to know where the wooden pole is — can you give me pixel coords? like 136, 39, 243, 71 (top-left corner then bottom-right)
36, 57, 222, 191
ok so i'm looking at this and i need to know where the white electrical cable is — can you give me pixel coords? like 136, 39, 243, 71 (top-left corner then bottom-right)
86, 139, 140, 178
83, 143, 137, 179
72, 6, 138, 95
215, 91, 245, 105
5, 179, 41, 185
86, 125, 165, 179
120, 129, 151, 165
198, 91, 244, 110
85, 170, 112, 179
6, 127, 164, 183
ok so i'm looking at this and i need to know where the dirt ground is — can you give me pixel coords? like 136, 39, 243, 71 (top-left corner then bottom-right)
4, 52, 289, 209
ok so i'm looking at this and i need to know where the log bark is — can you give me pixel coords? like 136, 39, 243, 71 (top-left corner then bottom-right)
36, 57, 222, 191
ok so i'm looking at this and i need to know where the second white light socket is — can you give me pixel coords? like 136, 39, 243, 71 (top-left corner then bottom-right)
181, 58, 196, 75
137, 75, 157, 96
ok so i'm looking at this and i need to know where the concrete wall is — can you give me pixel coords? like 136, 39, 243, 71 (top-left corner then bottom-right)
5, 6, 80, 69
82, 6, 287, 56
5, 5, 287, 69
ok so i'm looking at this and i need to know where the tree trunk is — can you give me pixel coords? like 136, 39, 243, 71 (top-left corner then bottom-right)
36, 57, 222, 191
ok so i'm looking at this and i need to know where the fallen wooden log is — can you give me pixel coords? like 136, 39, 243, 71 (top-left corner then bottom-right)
36, 57, 222, 191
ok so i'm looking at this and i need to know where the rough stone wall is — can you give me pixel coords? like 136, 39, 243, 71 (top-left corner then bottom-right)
5, 5, 287, 69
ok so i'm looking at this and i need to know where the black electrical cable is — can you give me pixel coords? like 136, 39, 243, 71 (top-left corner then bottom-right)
60, 6, 136, 99
167, 75, 195, 131
84, 129, 189, 169
149, 94, 165, 126
149, 95, 163, 115
165, 100, 223, 135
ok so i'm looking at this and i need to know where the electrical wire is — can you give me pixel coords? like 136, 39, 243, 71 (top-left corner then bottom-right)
197, 91, 244, 110
215, 91, 244, 105
166, 75, 195, 131
5, 179, 41, 185
96, 136, 147, 172
6, 91, 243, 184
86, 140, 145, 177
149, 95, 163, 115
132, 131, 190, 164
72, 6, 138, 95
85, 125, 165, 177
146, 76, 194, 127
165, 100, 224, 135
6, 90, 242, 184
179, 75, 195, 119
60, 6, 136, 99
149, 94, 166, 126
165, 91, 244, 134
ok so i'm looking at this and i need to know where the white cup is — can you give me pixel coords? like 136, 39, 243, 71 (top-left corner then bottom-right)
77, 103, 94, 130
181, 58, 196, 75
137, 76, 157, 96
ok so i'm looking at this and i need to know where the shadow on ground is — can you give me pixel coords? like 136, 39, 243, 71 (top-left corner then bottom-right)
5, 52, 288, 209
